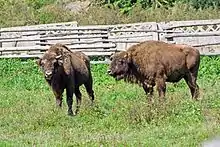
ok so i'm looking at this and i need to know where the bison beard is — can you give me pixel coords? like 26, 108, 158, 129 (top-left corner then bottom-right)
37, 43, 94, 116
108, 40, 200, 100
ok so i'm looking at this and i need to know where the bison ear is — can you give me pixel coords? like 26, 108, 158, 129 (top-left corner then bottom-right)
110, 53, 114, 57
36, 58, 41, 66
110, 54, 114, 61
124, 52, 132, 63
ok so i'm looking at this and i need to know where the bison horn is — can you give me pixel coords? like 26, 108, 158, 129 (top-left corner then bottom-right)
56, 55, 62, 59
124, 52, 131, 63
124, 52, 130, 58
58, 60, 63, 65
36, 58, 41, 66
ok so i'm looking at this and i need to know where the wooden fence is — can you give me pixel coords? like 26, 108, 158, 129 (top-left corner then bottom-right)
159, 19, 220, 56
0, 19, 220, 63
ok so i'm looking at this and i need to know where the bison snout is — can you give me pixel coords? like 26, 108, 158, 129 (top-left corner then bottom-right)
107, 70, 113, 76
45, 71, 53, 79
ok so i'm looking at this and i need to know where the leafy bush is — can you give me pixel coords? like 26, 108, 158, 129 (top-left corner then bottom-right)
96, 0, 220, 13
179, 0, 220, 9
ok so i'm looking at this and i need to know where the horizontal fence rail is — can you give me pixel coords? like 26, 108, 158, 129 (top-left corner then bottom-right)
0, 19, 220, 64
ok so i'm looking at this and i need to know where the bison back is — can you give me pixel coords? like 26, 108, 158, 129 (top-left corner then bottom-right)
128, 41, 198, 82
74, 51, 91, 69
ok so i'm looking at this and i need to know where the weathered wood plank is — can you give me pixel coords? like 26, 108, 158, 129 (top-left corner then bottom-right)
0, 26, 108, 33
109, 34, 152, 39
0, 51, 117, 58
192, 42, 220, 47
164, 31, 220, 38
36, 40, 115, 45
110, 29, 182, 33
40, 31, 109, 38
0, 44, 117, 52
162, 19, 220, 29
196, 47, 220, 55
88, 22, 156, 29
0, 32, 109, 43
0, 36, 21, 40
0, 32, 1, 47
36, 39, 141, 46
0, 35, 109, 43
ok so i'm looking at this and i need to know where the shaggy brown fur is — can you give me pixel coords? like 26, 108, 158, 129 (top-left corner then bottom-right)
108, 40, 200, 100
37, 43, 94, 116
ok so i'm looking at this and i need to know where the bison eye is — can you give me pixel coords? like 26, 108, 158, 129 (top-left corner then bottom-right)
54, 61, 59, 67
40, 60, 47, 66
40, 62, 44, 67
119, 59, 124, 64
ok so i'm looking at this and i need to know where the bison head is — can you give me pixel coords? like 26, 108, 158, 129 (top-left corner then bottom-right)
108, 51, 131, 80
37, 52, 63, 80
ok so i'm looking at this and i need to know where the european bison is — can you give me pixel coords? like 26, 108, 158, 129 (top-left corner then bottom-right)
37, 43, 94, 115
108, 40, 200, 100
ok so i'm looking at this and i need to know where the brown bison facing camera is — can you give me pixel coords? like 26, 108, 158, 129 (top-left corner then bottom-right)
37, 43, 94, 116
108, 40, 200, 100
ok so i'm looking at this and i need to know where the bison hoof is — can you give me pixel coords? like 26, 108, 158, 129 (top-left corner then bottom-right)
67, 110, 74, 116
90, 101, 94, 106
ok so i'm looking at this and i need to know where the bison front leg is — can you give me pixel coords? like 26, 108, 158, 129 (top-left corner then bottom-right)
143, 84, 154, 102
66, 86, 74, 116
156, 78, 166, 99
53, 90, 64, 107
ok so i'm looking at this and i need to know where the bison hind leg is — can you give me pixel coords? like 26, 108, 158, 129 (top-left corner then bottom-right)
184, 73, 199, 100
75, 87, 82, 115
156, 78, 166, 99
143, 84, 154, 102
84, 79, 95, 104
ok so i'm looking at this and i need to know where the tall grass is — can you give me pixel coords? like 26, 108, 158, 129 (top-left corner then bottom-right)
0, 1, 220, 27
0, 57, 219, 146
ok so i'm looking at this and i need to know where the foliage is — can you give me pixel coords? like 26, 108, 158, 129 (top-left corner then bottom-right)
179, 0, 220, 9
97, 0, 178, 13
0, 57, 220, 146
96, 0, 220, 13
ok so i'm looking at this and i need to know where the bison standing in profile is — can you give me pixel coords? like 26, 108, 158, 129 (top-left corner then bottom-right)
37, 43, 94, 116
108, 40, 200, 100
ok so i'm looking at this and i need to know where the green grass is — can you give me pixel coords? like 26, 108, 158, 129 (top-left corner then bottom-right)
0, 57, 220, 146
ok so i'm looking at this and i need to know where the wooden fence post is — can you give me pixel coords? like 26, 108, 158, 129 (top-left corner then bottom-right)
40, 31, 47, 46
102, 28, 111, 63
0, 29, 2, 55
0, 30, 2, 48
158, 22, 174, 43
152, 22, 159, 41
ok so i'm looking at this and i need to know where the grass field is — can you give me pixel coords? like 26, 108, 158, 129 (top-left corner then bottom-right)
0, 57, 220, 146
